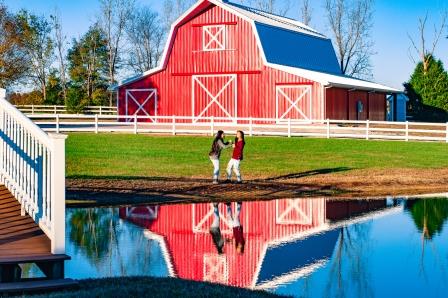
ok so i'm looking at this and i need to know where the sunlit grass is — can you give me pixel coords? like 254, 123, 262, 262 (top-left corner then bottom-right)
66, 133, 448, 179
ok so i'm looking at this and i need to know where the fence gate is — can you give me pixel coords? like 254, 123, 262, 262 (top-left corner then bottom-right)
276, 85, 312, 121
125, 89, 157, 122
192, 74, 237, 123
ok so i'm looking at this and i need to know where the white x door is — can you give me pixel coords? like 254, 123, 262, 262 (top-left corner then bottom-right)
192, 74, 237, 123
125, 89, 157, 122
276, 85, 312, 121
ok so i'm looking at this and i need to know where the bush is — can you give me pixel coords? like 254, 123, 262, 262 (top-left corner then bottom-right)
66, 86, 87, 113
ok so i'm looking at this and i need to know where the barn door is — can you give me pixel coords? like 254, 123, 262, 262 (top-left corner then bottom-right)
125, 89, 158, 122
192, 74, 237, 123
276, 85, 312, 122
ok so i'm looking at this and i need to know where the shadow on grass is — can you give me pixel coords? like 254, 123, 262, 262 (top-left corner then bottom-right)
66, 168, 351, 208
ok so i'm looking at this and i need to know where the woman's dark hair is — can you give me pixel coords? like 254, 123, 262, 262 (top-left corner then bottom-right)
215, 130, 224, 141
236, 130, 245, 143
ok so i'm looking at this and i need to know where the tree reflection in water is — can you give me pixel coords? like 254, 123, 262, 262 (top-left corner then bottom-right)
68, 208, 160, 276
405, 199, 448, 240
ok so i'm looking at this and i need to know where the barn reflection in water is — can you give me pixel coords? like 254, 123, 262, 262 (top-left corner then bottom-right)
118, 198, 398, 289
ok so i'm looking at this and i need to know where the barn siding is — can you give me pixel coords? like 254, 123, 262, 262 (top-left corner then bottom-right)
325, 88, 348, 120
119, 3, 324, 122
368, 93, 386, 121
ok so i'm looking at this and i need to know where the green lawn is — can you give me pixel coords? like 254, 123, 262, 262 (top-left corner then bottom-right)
66, 133, 448, 179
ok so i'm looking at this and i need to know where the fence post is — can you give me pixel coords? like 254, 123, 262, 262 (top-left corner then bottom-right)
249, 117, 253, 137
172, 115, 176, 136
210, 116, 214, 136
446, 122, 448, 143
55, 115, 60, 133
32, 105, 35, 114
49, 133, 67, 254
326, 119, 330, 139
405, 121, 409, 141
134, 114, 138, 134
99, 106, 102, 116
366, 120, 370, 140
95, 114, 99, 134
54, 105, 57, 114
287, 118, 291, 138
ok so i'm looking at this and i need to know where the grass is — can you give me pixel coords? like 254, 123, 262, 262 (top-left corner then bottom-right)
12, 277, 281, 298
66, 133, 448, 179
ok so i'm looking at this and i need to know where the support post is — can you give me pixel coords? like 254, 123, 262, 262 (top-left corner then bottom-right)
48, 133, 67, 254
287, 118, 291, 138
55, 115, 60, 134
95, 114, 99, 134
210, 116, 214, 136
366, 120, 370, 140
326, 119, 330, 139
134, 114, 138, 134
405, 121, 409, 141
249, 117, 253, 137
446, 122, 448, 143
172, 115, 176, 136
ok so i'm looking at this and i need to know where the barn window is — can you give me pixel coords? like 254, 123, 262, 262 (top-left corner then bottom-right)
202, 25, 226, 51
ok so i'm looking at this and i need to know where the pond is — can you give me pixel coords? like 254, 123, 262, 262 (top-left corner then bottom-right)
25, 197, 448, 297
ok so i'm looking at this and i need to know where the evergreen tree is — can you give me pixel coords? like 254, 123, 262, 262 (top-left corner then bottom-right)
407, 55, 448, 113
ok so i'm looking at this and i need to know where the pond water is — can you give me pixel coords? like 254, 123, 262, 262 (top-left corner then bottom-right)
26, 197, 448, 297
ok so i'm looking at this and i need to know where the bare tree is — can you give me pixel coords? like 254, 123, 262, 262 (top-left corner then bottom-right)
300, 0, 312, 26
408, 12, 447, 74
325, 0, 375, 78
240, 0, 291, 16
126, 6, 164, 73
98, 0, 135, 106
162, 0, 196, 31
51, 10, 67, 103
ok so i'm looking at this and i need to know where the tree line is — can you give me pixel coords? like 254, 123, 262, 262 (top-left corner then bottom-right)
1, 0, 447, 118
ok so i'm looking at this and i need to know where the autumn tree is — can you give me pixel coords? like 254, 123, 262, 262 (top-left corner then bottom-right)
0, 4, 28, 88
16, 10, 54, 101
126, 6, 164, 74
325, 0, 375, 78
51, 11, 68, 103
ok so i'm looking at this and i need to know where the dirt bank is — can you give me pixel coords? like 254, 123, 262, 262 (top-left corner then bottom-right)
65, 168, 448, 207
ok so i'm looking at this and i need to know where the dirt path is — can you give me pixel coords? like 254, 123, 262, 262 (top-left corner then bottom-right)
66, 168, 448, 207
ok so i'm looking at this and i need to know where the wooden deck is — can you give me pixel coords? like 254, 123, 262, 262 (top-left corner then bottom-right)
0, 185, 51, 260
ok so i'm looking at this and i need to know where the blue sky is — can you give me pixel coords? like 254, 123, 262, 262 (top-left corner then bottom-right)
4, 0, 448, 90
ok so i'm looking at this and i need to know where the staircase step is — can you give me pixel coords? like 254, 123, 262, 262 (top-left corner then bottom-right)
0, 278, 77, 293
0, 254, 71, 265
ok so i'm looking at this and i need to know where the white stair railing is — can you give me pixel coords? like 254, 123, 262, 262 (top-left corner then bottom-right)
0, 89, 67, 254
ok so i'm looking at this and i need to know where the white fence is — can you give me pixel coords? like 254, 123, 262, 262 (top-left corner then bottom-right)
24, 114, 448, 143
15, 104, 117, 115
0, 91, 67, 254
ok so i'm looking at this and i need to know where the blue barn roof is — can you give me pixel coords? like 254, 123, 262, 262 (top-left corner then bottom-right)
255, 22, 342, 75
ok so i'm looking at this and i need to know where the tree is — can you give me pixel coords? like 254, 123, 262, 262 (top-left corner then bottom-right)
241, 0, 291, 16
407, 55, 448, 113
67, 25, 108, 107
325, 0, 375, 78
0, 4, 28, 89
162, 0, 196, 30
51, 10, 68, 104
126, 6, 164, 74
16, 10, 54, 101
408, 12, 447, 74
300, 0, 312, 26
98, 0, 135, 106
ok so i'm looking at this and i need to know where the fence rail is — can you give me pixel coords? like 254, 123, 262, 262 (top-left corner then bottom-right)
24, 113, 448, 143
15, 104, 117, 115
1, 92, 66, 254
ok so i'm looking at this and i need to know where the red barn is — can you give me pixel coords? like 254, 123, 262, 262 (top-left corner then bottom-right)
117, 0, 399, 123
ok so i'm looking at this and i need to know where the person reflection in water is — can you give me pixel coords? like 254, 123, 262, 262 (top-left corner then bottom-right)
209, 202, 245, 254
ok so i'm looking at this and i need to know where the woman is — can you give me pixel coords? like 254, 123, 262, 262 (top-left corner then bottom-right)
226, 130, 245, 183
209, 130, 232, 184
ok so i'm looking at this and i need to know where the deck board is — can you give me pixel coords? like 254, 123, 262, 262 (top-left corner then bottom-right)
0, 186, 51, 260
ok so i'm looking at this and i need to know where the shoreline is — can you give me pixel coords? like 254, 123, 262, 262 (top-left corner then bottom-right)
66, 168, 448, 207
